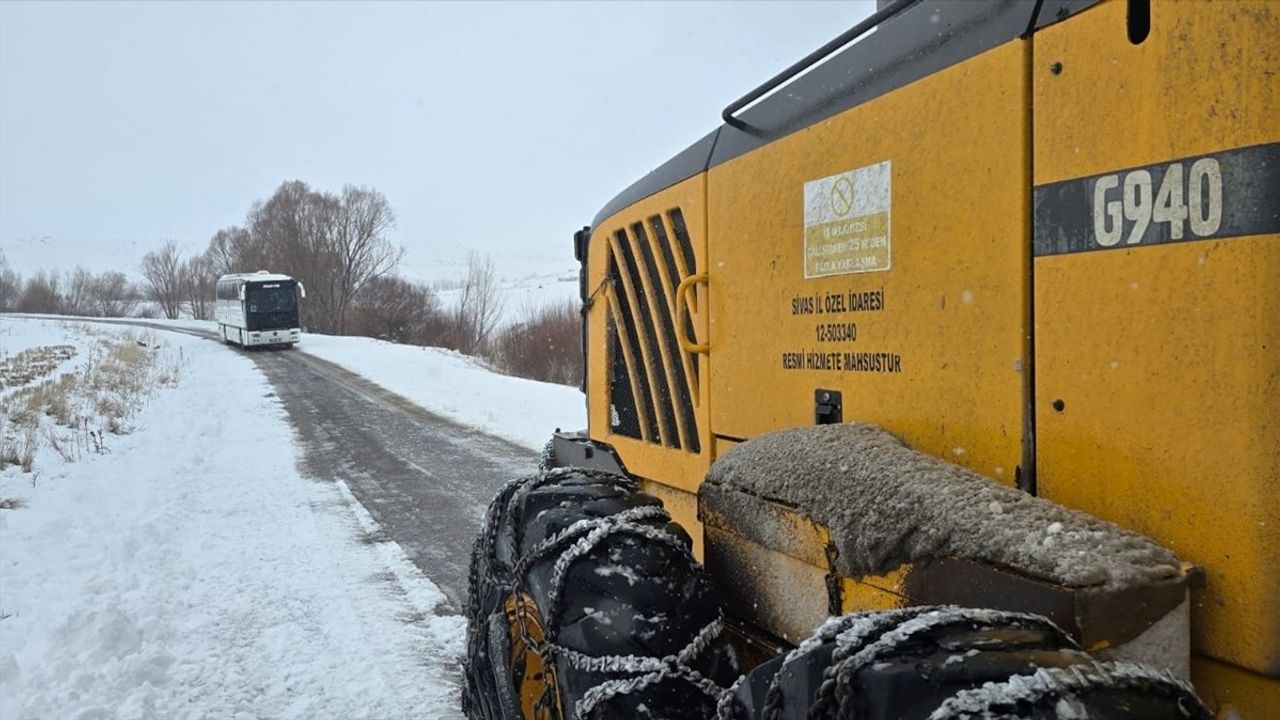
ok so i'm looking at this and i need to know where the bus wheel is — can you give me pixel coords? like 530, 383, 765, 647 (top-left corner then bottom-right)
464, 468, 737, 720
721, 606, 1210, 720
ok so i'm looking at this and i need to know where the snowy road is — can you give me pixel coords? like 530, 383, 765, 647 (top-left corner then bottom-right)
65, 318, 541, 610
1, 318, 480, 718
247, 348, 537, 610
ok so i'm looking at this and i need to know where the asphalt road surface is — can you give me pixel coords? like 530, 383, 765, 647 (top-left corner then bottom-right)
248, 346, 537, 611
37, 318, 538, 612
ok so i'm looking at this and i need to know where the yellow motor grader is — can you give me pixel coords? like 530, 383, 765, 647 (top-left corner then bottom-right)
464, 1, 1278, 717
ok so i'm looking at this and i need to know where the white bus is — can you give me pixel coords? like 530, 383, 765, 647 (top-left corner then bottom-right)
215, 271, 306, 348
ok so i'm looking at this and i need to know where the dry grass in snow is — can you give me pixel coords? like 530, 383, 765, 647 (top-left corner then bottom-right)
0, 326, 187, 475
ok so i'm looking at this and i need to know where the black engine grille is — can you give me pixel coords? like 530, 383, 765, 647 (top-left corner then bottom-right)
604, 207, 701, 453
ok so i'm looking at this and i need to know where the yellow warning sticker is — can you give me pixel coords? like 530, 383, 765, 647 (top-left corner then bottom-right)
803, 161, 891, 278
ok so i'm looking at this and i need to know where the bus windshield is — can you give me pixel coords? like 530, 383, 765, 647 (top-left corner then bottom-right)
245, 284, 296, 314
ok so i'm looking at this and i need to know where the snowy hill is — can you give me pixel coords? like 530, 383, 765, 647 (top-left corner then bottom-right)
1, 235, 208, 281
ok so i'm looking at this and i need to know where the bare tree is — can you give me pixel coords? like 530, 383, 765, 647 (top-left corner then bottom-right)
331, 185, 403, 333
183, 254, 215, 320
140, 241, 186, 319
238, 181, 403, 334
245, 181, 310, 274
91, 271, 141, 317
0, 252, 20, 312
192, 181, 405, 334
445, 252, 505, 355
205, 226, 252, 277
268, 183, 339, 330
63, 267, 96, 316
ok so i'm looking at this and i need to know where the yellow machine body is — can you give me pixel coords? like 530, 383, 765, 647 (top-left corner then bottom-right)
583, 1, 1278, 715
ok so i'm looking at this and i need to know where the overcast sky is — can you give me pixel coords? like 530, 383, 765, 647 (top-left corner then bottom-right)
0, 0, 874, 280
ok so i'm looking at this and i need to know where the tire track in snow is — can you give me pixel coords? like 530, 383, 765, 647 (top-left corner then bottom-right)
248, 349, 537, 612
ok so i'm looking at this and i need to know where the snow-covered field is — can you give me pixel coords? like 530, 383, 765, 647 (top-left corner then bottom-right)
0, 319, 98, 402
0, 317, 466, 719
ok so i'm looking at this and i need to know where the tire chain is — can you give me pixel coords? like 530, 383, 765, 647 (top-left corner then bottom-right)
715, 672, 750, 720
756, 610, 922, 720
814, 607, 1073, 720
723, 606, 1077, 720
927, 661, 1207, 720
492, 469, 732, 720
537, 438, 555, 472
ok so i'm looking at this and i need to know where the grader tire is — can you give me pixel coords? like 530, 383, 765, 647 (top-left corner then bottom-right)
720, 606, 1209, 720
463, 468, 737, 720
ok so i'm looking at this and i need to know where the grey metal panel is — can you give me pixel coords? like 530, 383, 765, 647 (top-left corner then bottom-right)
549, 431, 628, 476
591, 129, 720, 229
709, 0, 1039, 167
1035, 0, 1103, 30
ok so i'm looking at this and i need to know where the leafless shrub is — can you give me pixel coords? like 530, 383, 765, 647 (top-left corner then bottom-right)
19, 427, 36, 473
0, 444, 16, 469
346, 275, 446, 345
491, 299, 582, 386
17, 271, 62, 314
43, 426, 76, 463
0, 429, 23, 471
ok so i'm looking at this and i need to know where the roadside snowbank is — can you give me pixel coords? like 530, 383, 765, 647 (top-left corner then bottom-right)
0, 319, 464, 719
299, 333, 586, 451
